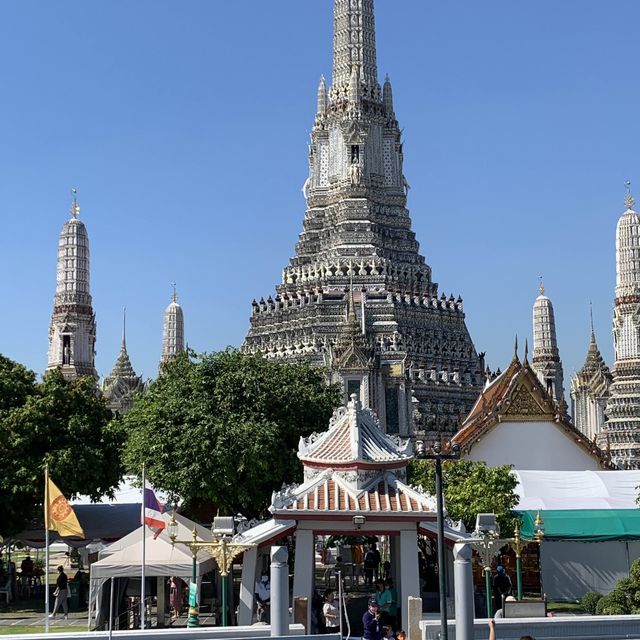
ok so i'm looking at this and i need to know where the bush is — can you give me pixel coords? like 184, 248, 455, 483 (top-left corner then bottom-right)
596, 592, 627, 615
581, 591, 602, 615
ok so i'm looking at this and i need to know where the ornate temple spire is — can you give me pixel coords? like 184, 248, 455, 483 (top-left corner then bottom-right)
615, 181, 640, 300
531, 281, 564, 404
332, 0, 378, 96
161, 284, 185, 364
570, 309, 611, 441
383, 74, 394, 113
46, 190, 97, 380
316, 75, 327, 116
245, 1, 482, 440
602, 183, 640, 467
103, 308, 144, 414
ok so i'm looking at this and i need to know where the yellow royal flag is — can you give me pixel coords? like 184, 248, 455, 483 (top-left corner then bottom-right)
45, 478, 84, 538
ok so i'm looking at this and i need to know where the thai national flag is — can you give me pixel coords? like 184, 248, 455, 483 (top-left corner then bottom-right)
143, 483, 166, 539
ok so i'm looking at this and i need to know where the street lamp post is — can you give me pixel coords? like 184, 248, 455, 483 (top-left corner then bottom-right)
469, 520, 501, 618
168, 513, 253, 627
470, 512, 545, 615
415, 440, 461, 640
504, 513, 544, 602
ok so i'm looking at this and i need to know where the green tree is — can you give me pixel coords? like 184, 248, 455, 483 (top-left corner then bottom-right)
407, 458, 519, 535
123, 349, 341, 518
0, 353, 37, 414
0, 362, 125, 537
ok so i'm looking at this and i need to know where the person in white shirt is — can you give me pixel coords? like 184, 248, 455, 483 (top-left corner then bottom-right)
323, 589, 339, 633
255, 574, 271, 622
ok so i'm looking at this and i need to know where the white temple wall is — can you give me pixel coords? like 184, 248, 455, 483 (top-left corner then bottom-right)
465, 420, 600, 470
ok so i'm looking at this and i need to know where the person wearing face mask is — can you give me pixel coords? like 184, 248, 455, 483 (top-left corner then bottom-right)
255, 573, 271, 622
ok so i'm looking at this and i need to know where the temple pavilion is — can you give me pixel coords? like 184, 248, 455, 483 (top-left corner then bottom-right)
235, 395, 467, 630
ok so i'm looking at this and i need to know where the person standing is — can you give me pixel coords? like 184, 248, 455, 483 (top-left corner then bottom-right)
323, 589, 340, 634
49, 566, 69, 619
169, 576, 184, 619
375, 580, 392, 626
255, 573, 271, 622
492, 565, 512, 613
363, 598, 382, 640
363, 545, 378, 586
385, 579, 398, 629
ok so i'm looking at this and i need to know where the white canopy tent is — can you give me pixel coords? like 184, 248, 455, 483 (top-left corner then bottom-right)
89, 513, 216, 628
514, 469, 640, 511
513, 469, 640, 600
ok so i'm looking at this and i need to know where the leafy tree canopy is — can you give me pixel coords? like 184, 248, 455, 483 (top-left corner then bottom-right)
407, 458, 519, 536
0, 361, 125, 537
0, 353, 36, 414
123, 349, 341, 519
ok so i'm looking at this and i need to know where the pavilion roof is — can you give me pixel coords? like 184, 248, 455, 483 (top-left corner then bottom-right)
298, 396, 412, 468
270, 469, 436, 519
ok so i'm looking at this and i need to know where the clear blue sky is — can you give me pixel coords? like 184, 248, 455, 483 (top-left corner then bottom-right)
1, 1, 639, 387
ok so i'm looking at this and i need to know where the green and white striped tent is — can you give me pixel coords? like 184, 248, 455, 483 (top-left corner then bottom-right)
514, 470, 640, 600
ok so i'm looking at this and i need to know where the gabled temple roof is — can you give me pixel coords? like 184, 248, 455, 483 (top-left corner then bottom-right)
298, 396, 412, 468
453, 354, 614, 468
270, 469, 435, 519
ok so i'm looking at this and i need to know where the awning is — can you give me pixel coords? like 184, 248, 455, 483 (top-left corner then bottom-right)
519, 509, 640, 542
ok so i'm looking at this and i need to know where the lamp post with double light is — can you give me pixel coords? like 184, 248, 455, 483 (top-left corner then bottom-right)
470, 512, 545, 614
415, 440, 461, 640
168, 514, 253, 627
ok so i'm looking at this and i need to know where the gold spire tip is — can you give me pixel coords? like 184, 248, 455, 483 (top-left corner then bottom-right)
538, 275, 545, 296
70, 188, 80, 218
625, 180, 635, 210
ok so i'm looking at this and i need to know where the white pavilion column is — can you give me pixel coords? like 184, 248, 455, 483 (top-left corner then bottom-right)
399, 529, 420, 631
293, 529, 314, 632
453, 543, 474, 640
238, 546, 258, 625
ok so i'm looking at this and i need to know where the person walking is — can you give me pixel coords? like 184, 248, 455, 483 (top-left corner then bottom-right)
49, 566, 69, 619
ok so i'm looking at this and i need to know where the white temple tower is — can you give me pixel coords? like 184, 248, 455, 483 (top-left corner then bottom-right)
46, 194, 97, 380
161, 287, 185, 364
531, 283, 564, 404
602, 188, 640, 468
244, 0, 483, 440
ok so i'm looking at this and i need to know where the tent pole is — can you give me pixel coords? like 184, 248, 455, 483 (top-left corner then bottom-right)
109, 577, 114, 640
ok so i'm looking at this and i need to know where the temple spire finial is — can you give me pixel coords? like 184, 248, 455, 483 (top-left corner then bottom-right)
514, 334, 519, 359
70, 188, 80, 218
171, 282, 177, 303
625, 180, 635, 211
122, 307, 127, 349
317, 75, 327, 116
538, 275, 545, 296
589, 301, 595, 339
332, 0, 378, 93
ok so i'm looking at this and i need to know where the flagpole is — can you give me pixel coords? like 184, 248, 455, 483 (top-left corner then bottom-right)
141, 464, 146, 630
44, 464, 50, 634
